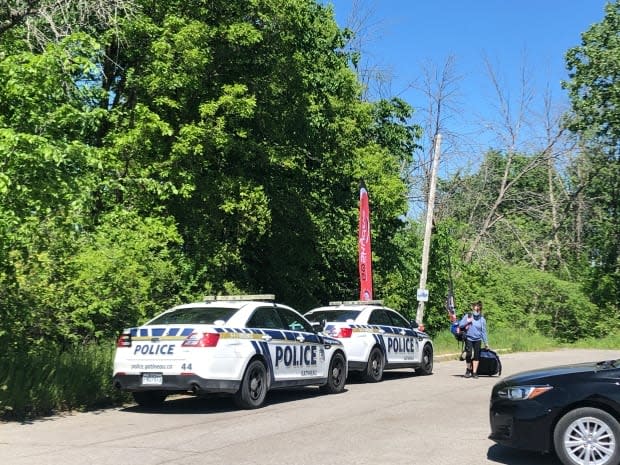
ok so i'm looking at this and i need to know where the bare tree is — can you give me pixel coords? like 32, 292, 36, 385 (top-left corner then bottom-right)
1, 0, 136, 48
338, 0, 398, 101
463, 56, 571, 265
405, 55, 467, 219
0, 0, 39, 34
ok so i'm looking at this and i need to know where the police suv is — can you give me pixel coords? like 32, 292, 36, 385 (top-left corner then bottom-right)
304, 300, 433, 382
113, 295, 347, 409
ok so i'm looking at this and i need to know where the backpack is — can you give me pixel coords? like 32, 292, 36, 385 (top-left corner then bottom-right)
450, 314, 473, 342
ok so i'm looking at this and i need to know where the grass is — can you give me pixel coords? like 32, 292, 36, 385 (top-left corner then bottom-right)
0, 343, 129, 421
432, 327, 620, 356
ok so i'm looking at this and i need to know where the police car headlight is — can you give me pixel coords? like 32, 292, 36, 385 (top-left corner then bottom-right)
498, 385, 553, 400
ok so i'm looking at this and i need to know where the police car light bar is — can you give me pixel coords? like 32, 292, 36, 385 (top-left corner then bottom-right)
328, 300, 384, 306
204, 294, 276, 302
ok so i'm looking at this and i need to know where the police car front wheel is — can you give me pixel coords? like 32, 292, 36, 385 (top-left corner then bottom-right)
320, 352, 346, 394
235, 359, 268, 409
416, 344, 434, 376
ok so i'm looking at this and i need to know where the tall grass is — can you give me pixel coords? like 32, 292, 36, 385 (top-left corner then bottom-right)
569, 332, 620, 350
0, 343, 128, 421
432, 327, 620, 356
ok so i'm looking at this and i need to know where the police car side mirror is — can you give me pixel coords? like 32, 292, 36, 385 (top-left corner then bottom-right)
410, 320, 418, 329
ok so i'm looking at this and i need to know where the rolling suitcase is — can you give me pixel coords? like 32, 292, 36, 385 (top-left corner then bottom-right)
477, 348, 502, 376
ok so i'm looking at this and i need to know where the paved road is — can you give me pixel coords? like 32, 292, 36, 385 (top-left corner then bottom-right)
1, 349, 618, 465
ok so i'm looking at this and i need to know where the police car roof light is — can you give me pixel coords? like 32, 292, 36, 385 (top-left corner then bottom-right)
204, 294, 276, 302
328, 299, 384, 306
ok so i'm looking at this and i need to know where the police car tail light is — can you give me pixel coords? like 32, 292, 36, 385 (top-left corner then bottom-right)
335, 327, 353, 338
116, 332, 132, 347
182, 332, 220, 347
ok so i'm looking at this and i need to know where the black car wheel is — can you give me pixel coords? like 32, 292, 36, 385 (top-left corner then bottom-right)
320, 352, 346, 394
416, 343, 434, 375
362, 347, 384, 383
132, 391, 167, 408
553, 407, 620, 465
235, 360, 268, 409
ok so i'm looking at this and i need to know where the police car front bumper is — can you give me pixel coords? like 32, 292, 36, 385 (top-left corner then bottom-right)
113, 374, 240, 394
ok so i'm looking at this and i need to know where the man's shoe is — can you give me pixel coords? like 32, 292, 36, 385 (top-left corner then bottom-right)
464, 371, 472, 378
472, 373, 479, 379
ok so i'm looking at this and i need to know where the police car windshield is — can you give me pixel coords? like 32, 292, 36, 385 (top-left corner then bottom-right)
148, 307, 237, 325
306, 310, 361, 322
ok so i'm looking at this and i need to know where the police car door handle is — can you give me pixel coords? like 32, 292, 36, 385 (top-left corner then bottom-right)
296, 335, 305, 342
261, 335, 272, 341
399, 330, 407, 335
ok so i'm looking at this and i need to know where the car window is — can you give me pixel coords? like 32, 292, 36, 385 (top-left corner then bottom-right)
368, 309, 393, 326
387, 310, 410, 328
305, 310, 361, 322
277, 308, 314, 332
247, 306, 285, 329
148, 307, 237, 325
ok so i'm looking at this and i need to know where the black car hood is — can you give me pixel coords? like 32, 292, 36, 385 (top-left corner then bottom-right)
503, 358, 620, 385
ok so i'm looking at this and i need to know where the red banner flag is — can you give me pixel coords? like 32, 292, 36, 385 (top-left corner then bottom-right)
358, 182, 373, 300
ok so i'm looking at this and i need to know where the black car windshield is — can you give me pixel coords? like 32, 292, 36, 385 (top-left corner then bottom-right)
148, 307, 237, 325
306, 310, 361, 322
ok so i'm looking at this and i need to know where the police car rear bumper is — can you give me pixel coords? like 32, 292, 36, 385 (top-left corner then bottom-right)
113, 374, 240, 394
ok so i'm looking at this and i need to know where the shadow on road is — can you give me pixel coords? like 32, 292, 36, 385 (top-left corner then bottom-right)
487, 444, 562, 465
121, 386, 348, 415
346, 369, 422, 384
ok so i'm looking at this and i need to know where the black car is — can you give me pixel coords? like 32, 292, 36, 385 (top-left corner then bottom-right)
489, 358, 620, 465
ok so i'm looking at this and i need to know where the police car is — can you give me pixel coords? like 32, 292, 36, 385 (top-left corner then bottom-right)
113, 295, 347, 409
303, 300, 433, 382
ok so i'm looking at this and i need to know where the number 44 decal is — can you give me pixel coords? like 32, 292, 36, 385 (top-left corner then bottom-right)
181, 363, 193, 371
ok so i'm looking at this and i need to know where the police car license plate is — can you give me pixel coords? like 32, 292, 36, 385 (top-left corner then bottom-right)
141, 373, 163, 385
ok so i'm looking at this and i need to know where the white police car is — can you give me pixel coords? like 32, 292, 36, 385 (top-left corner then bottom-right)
304, 300, 433, 382
113, 295, 347, 409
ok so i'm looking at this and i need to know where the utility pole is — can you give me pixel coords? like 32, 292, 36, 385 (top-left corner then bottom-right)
416, 133, 442, 325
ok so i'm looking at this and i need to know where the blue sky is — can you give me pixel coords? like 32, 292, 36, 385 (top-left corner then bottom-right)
327, 0, 608, 158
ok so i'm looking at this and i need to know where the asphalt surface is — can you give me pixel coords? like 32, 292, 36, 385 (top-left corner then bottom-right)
1, 348, 618, 465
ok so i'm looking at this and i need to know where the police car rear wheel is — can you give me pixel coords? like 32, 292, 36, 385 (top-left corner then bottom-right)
235, 360, 268, 409
363, 347, 384, 383
320, 352, 346, 394
416, 344, 433, 376
132, 391, 167, 408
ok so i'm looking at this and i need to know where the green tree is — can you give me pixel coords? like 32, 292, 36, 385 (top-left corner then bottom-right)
95, 0, 420, 309
1, 0, 421, 350
564, 0, 620, 316
0, 35, 105, 348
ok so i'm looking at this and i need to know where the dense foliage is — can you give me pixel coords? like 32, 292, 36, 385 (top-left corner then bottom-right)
563, 0, 620, 318
0, 0, 418, 350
